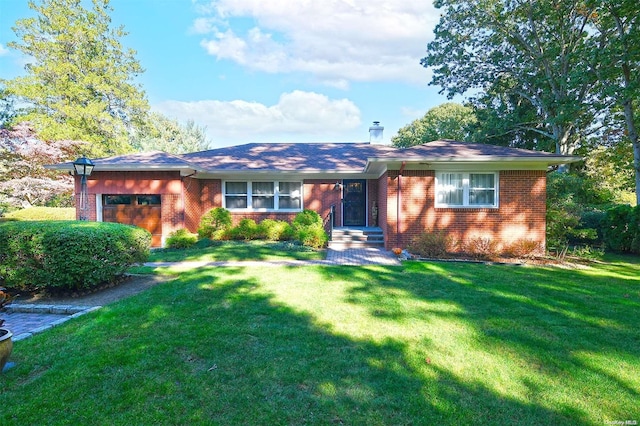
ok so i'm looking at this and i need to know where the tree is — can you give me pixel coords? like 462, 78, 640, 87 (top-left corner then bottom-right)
131, 113, 212, 154
589, 0, 640, 204
2, 0, 149, 157
392, 103, 477, 148
422, 0, 604, 159
0, 122, 79, 210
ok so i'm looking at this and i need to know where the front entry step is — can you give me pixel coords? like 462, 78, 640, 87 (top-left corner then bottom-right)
329, 227, 384, 249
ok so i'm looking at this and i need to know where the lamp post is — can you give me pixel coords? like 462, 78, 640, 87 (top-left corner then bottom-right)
72, 157, 95, 221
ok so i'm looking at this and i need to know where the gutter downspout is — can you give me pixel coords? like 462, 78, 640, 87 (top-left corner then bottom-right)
397, 162, 406, 248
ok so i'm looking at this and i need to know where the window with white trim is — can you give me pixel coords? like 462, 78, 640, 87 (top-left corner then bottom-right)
435, 172, 498, 207
224, 181, 302, 211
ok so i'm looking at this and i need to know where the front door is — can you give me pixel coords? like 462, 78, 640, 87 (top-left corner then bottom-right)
343, 179, 366, 226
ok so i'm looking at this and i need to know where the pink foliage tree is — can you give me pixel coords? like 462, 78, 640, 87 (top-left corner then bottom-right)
0, 122, 83, 210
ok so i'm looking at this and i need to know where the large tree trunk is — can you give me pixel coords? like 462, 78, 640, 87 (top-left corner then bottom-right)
553, 123, 575, 173
623, 98, 640, 205
611, 9, 639, 204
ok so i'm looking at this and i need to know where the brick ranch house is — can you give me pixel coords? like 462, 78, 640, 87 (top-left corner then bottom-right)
50, 135, 580, 250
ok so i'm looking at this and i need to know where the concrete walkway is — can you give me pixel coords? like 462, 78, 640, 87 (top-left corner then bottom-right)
144, 247, 401, 268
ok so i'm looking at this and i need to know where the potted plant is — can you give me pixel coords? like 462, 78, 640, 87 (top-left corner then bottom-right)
0, 287, 16, 373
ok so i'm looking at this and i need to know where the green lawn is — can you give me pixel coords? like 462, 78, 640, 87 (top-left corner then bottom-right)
148, 240, 326, 262
2, 257, 639, 425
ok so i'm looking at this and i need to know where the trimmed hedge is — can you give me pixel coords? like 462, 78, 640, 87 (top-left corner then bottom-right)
4, 207, 75, 221
0, 221, 150, 292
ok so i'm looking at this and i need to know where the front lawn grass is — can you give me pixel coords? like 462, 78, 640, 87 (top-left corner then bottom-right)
2, 257, 639, 425
148, 240, 326, 262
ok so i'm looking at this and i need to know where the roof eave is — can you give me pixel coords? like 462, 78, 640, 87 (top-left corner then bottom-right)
365, 155, 583, 170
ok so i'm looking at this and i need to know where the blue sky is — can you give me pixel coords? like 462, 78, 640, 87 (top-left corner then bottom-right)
0, 0, 450, 148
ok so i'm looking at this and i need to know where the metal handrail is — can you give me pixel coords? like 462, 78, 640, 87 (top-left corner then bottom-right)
323, 205, 335, 240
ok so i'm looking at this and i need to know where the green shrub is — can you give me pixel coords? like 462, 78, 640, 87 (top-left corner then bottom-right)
4, 207, 75, 221
292, 209, 323, 229
198, 207, 232, 239
546, 172, 615, 249
230, 218, 260, 240
291, 210, 327, 248
165, 228, 198, 249
0, 221, 150, 292
408, 231, 454, 258
296, 226, 328, 249
602, 204, 635, 252
259, 219, 294, 241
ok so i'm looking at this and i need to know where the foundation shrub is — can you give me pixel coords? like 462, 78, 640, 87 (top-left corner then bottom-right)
502, 238, 541, 258
0, 221, 150, 292
462, 236, 499, 260
296, 227, 328, 249
259, 219, 294, 241
229, 218, 261, 241
408, 231, 454, 258
165, 228, 198, 249
292, 210, 328, 248
292, 209, 323, 228
198, 207, 232, 240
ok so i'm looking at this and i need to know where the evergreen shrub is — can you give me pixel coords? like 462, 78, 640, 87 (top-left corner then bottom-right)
603, 204, 640, 253
229, 218, 260, 240
0, 221, 150, 292
291, 210, 327, 249
259, 219, 294, 241
198, 207, 232, 240
165, 228, 198, 249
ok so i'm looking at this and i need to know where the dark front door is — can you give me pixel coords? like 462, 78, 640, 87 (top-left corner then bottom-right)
343, 179, 366, 226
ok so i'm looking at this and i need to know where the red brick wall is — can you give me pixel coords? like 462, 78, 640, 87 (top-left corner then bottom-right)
161, 194, 183, 236
200, 180, 222, 214
384, 170, 547, 252
183, 177, 202, 233
86, 171, 183, 194
304, 179, 343, 225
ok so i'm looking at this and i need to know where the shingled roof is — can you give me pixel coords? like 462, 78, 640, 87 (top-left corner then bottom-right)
47, 140, 581, 174
181, 143, 397, 172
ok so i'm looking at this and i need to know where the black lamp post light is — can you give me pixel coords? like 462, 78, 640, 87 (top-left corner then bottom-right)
72, 156, 95, 221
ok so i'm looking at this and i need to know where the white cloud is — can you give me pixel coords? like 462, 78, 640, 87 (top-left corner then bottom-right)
0, 44, 8, 56
193, 0, 438, 87
154, 90, 361, 146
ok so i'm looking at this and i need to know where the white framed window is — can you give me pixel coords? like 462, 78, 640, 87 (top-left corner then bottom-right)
436, 172, 498, 207
223, 181, 303, 211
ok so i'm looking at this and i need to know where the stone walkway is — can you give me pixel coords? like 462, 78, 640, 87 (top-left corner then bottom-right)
3, 305, 102, 342
2, 248, 401, 343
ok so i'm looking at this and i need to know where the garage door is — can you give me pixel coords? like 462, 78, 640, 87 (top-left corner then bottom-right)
102, 195, 162, 247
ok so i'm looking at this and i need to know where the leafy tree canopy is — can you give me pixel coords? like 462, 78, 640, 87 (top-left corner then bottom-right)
392, 103, 477, 148
422, 0, 604, 156
2, 0, 150, 157
131, 113, 213, 154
